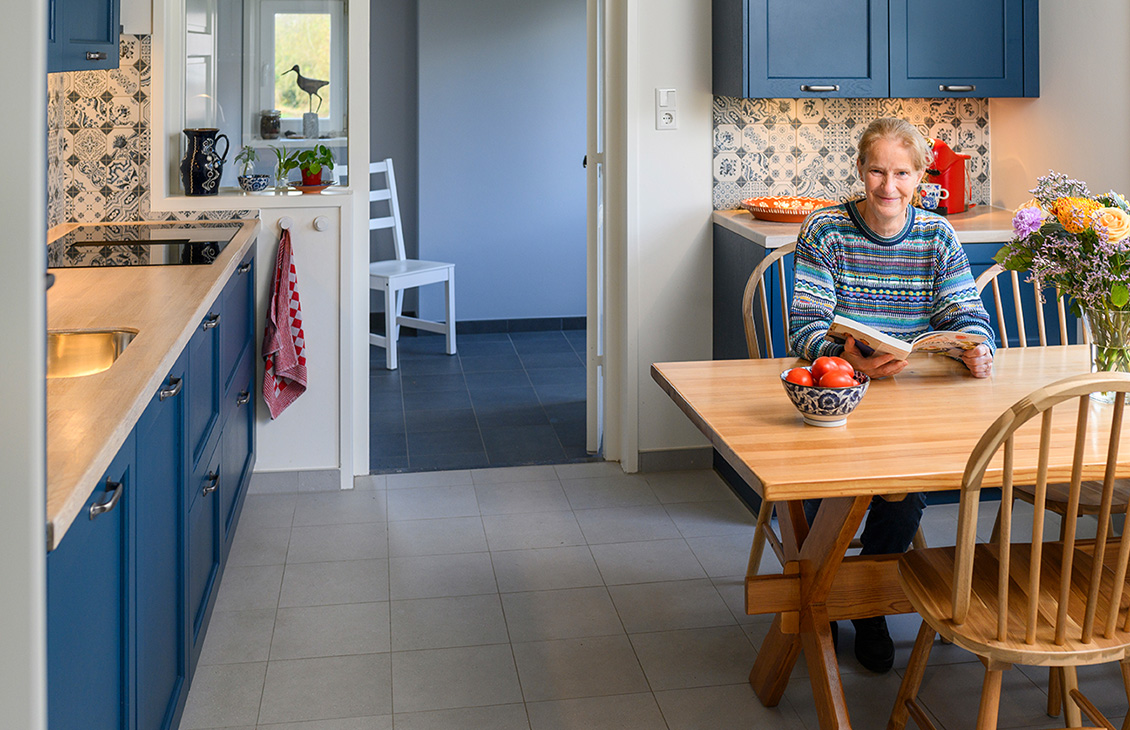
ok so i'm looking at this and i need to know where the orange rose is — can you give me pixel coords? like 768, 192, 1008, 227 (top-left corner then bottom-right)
1052, 197, 1102, 234
1094, 207, 1130, 243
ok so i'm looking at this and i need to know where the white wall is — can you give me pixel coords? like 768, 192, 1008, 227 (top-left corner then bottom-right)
990, 0, 1130, 207
620, 0, 715, 466
3, 1, 47, 726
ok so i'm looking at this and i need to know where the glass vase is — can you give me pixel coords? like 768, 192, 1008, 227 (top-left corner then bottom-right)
1083, 306, 1130, 403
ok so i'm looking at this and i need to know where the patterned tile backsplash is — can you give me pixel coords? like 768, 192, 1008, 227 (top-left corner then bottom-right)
47, 35, 251, 228
712, 96, 991, 211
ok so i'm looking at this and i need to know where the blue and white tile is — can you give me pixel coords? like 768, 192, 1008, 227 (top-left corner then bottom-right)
713, 152, 742, 183
796, 97, 824, 123
713, 124, 740, 153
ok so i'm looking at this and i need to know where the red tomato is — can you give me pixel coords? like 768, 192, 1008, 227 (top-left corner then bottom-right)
785, 367, 814, 386
817, 370, 858, 388
810, 356, 843, 381
828, 356, 854, 374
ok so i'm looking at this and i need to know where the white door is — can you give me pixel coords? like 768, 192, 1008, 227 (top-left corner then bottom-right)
585, 0, 606, 455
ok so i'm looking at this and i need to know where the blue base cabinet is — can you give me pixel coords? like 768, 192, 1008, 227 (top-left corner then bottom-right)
47, 251, 256, 730
47, 435, 134, 730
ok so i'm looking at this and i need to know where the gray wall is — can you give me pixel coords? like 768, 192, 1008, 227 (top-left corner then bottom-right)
416, 0, 587, 322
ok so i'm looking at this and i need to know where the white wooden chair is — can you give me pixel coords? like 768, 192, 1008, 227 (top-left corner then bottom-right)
345, 158, 456, 369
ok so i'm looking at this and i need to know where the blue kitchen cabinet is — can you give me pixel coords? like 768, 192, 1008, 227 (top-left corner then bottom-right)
188, 307, 222, 470
48, 0, 120, 73
890, 0, 1037, 98
47, 434, 134, 730
134, 356, 188, 730
186, 439, 222, 674
218, 250, 256, 553
713, 224, 794, 360
713, 0, 1038, 99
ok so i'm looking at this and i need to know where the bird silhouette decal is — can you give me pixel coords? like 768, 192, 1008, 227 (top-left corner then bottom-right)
282, 65, 329, 114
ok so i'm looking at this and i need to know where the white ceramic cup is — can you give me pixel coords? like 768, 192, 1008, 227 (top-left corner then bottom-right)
917, 183, 949, 210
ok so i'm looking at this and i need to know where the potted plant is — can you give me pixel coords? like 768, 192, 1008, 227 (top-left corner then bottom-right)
235, 145, 270, 192
270, 145, 299, 191
296, 144, 335, 186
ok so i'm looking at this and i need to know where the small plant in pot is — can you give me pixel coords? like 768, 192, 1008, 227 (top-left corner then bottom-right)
270, 145, 299, 191
296, 144, 335, 186
235, 145, 270, 192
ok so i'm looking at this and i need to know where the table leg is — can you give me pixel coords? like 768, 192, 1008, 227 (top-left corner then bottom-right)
748, 495, 871, 730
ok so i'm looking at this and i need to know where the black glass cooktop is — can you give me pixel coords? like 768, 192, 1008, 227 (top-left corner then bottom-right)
48, 223, 241, 268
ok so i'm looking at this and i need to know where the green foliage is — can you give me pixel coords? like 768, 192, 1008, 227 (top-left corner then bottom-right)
275, 13, 332, 117
296, 144, 335, 177
270, 145, 299, 183
235, 145, 259, 176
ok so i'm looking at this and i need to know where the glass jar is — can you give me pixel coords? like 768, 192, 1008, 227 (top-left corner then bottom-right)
259, 110, 281, 139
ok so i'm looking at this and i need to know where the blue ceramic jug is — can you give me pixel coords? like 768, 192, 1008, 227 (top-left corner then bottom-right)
181, 128, 229, 196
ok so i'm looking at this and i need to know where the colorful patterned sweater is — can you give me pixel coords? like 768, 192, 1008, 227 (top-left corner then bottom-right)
788, 201, 995, 361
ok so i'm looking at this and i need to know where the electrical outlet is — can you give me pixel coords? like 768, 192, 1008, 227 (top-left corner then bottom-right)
655, 88, 678, 130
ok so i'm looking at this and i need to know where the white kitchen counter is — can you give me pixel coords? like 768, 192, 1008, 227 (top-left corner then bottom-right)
712, 204, 1017, 249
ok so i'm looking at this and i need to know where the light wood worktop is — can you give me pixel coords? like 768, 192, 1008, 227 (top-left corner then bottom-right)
712, 204, 1016, 249
45, 219, 260, 550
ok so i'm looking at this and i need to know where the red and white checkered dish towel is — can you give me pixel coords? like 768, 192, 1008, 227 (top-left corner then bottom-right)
262, 228, 307, 419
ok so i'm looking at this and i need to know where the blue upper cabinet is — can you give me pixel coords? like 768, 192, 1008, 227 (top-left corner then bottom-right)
713, 0, 1038, 99
890, 0, 1037, 98
48, 0, 120, 73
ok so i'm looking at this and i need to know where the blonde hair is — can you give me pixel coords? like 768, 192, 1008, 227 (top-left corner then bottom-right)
856, 117, 931, 172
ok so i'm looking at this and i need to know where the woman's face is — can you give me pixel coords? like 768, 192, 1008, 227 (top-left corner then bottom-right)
856, 138, 924, 230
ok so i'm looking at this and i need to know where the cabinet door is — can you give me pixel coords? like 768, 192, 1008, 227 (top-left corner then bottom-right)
134, 357, 188, 730
220, 354, 255, 555
890, 0, 1029, 97
220, 252, 254, 398
748, 0, 888, 98
51, 0, 120, 73
187, 309, 221, 470
47, 434, 133, 730
186, 444, 221, 673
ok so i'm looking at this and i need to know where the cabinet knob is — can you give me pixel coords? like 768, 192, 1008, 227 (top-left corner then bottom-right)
158, 377, 183, 401
89, 479, 124, 519
313, 215, 330, 232
202, 472, 219, 496
202, 313, 221, 330
85, 51, 108, 61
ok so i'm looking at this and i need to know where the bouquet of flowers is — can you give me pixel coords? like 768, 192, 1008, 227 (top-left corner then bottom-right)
994, 171, 1130, 312
994, 171, 1130, 385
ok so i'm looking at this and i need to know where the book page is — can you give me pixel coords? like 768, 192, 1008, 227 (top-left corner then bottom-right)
910, 331, 987, 354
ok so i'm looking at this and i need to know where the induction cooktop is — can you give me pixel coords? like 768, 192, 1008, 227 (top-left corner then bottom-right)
48, 223, 242, 269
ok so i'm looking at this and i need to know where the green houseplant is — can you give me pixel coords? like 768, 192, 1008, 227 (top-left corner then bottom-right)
235, 145, 270, 192
270, 145, 299, 191
296, 144, 335, 186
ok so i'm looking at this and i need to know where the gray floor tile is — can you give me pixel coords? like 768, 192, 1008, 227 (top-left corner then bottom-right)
270, 602, 391, 659
388, 552, 498, 600
589, 539, 707, 585
654, 684, 808, 730
526, 694, 667, 730
393, 704, 530, 730
629, 625, 757, 691
492, 546, 604, 593
644, 470, 736, 504
390, 594, 509, 651
501, 587, 624, 643
561, 475, 659, 510
475, 481, 572, 515
286, 522, 388, 563
258, 717, 392, 730
608, 579, 736, 634
226, 525, 290, 567
386, 485, 480, 521
662, 499, 757, 538
471, 465, 560, 484
279, 559, 389, 607
213, 564, 285, 612
387, 516, 488, 557
258, 653, 392, 725
512, 634, 650, 702
178, 662, 267, 729
685, 533, 759, 578
553, 462, 625, 480
292, 490, 387, 526
482, 510, 586, 551
385, 469, 474, 489
573, 505, 683, 544
198, 608, 277, 665
238, 494, 297, 529
391, 644, 523, 713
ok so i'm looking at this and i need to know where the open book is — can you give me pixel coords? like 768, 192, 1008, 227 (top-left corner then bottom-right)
824, 314, 987, 360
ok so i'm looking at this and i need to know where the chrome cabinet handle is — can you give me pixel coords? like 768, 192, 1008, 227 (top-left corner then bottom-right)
86, 51, 108, 61
237, 262, 251, 274
939, 84, 975, 92
159, 377, 183, 401
236, 391, 250, 405
202, 313, 221, 330
90, 480, 123, 519
202, 472, 219, 496
800, 84, 839, 92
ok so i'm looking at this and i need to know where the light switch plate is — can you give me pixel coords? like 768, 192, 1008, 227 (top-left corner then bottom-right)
655, 88, 677, 130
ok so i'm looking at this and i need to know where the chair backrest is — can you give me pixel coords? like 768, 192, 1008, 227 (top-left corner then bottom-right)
975, 263, 1088, 348
953, 371, 1130, 649
742, 241, 796, 359
365, 158, 407, 262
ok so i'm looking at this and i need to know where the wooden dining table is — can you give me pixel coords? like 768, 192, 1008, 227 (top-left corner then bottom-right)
651, 345, 1130, 730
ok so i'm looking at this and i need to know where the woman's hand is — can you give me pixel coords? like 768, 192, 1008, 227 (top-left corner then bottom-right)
960, 344, 993, 378
840, 335, 909, 379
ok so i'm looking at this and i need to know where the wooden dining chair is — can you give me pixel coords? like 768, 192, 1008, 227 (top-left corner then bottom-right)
742, 240, 924, 577
974, 263, 1087, 349
887, 371, 1130, 730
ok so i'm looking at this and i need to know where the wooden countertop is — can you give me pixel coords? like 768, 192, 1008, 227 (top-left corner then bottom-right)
45, 219, 260, 550
712, 204, 1016, 249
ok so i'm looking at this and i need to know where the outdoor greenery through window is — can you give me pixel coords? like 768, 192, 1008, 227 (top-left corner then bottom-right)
274, 13, 332, 118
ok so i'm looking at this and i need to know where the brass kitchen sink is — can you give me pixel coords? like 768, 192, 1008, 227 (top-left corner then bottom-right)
47, 329, 138, 379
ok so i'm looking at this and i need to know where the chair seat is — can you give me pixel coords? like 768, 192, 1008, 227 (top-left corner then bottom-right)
369, 259, 453, 278
1015, 479, 1130, 516
898, 542, 1130, 667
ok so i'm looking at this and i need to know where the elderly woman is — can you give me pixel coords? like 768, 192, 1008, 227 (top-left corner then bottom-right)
787, 117, 995, 674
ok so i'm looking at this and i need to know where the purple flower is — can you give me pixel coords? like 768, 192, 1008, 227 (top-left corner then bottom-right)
1012, 206, 1045, 239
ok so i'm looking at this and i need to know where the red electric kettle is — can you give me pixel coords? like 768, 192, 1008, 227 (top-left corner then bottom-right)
925, 138, 971, 215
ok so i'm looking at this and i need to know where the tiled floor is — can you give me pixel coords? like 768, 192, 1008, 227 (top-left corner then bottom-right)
179, 464, 1130, 730
370, 331, 597, 472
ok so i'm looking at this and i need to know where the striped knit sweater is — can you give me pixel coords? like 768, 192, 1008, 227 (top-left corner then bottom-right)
788, 201, 995, 362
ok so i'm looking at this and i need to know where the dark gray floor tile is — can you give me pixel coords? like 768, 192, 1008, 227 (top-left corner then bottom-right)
371, 455, 410, 471
402, 373, 467, 393
461, 353, 524, 372
520, 351, 584, 369
482, 425, 568, 463
525, 366, 585, 386
475, 405, 550, 428
371, 408, 407, 435
464, 370, 533, 391
459, 332, 513, 343
509, 331, 567, 342
408, 429, 485, 456
405, 408, 479, 434
511, 337, 574, 355
457, 340, 518, 357
544, 402, 586, 424
535, 382, 586, 405
410, 453, 492, 471
399, 355, 463, 375
403, 389, 473, 413
470, 386, 541, 409
554, 422, 587, 449
371, 432, 407, 457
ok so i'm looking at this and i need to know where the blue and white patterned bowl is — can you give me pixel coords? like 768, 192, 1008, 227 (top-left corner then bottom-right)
238, 174, 271, 192
780, 367, 870, 427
